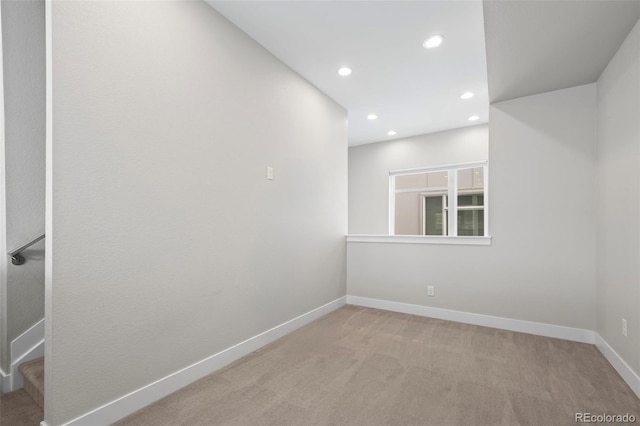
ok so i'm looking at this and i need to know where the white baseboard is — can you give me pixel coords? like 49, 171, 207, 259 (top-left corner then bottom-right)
8, 318, 45, 392
61, 296, 347, 426
347, 295, 640, 399
346, 295, 595, 344
595, 333, 640, 399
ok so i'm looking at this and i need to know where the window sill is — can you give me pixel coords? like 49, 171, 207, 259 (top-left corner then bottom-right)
346, 235, 492, 246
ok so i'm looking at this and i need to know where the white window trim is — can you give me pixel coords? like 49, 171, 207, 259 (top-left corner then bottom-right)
346, 235, 492, 246
389, 161, 490, 240
389, 160, 487, 176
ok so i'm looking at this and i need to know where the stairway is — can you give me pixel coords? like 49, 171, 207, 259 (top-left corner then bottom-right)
18, 357, 44, 409
0, 357, 44, 426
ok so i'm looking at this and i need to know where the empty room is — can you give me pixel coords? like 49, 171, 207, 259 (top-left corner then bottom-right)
1, 0, 640, 425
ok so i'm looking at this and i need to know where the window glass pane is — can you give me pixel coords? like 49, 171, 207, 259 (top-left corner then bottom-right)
458, 194, 483, 206
395, 173, 427, 190
394, 171, 448, 235
427, 171, 448, 188
424, 195, 446, 235
458, 168, 473, 190
390, 165, 486, 237
457, 167, 485, 236
457, 210, 484, 236
394, 192, 421, 235
458, 167, 484, 191
473, 167, 484, 189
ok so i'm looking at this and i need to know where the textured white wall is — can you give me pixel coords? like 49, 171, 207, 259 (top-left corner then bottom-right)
47, 1, 347, 424
348, 84, 596, 329
596, 19, 640, 376
0, 0, 5, 377
0, 0, 46, 373
348, 125, 488, 235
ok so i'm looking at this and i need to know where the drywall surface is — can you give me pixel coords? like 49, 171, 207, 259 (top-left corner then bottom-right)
0, 0, 5, 377
47, 1, 347, 424
596, 19, 640, 376
0, 0, 46, 373
483, 0, 640, 103
348, 125, 488, 234
348, 84, 596, 329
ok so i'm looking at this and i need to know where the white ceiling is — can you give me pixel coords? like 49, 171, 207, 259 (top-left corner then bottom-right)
207, 0, 640, 146
484, 0, 640, 103
207, 0, 489, 146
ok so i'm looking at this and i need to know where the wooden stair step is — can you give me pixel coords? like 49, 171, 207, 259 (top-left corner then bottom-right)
18, 357, 44, 410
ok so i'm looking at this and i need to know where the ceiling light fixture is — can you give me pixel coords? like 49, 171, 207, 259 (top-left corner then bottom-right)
367, 114, 378, 120
468, 115, 479, 121
337, 67, 352, 76
388, 130, 397, 136
423, 34, 445, 49
461, 92, 474, 100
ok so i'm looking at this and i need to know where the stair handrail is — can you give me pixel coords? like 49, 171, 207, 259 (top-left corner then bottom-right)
8, 234, 45, 265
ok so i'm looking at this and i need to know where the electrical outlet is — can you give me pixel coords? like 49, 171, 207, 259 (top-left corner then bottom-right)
266, 166, 274, 180
622, 318, 627, 337
427, 286, 435, 297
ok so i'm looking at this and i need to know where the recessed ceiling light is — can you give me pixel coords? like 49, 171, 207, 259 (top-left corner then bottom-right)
367, 114, 378, 120
337, 67, 352, 76
423, 35, 445, 49
388, 130, 397, 136
468, 115, 479, 121
461, 92, 474, 100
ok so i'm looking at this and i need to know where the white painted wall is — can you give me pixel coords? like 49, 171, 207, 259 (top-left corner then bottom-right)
348, 125, 488, 234
0, 0, 5, 381
47, 1, 346, 424
348, 84, 596, 329
0, 0, 46, 374
596, 19, 640, 376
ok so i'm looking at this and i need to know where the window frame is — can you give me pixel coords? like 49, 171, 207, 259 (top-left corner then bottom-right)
389, 161, 489, 237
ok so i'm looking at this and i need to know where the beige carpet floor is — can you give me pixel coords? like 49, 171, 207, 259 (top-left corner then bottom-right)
0, 389, 44, 426
116, 305, 640, 426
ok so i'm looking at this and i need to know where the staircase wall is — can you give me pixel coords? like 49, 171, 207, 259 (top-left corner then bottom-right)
0, 0, 46, 374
